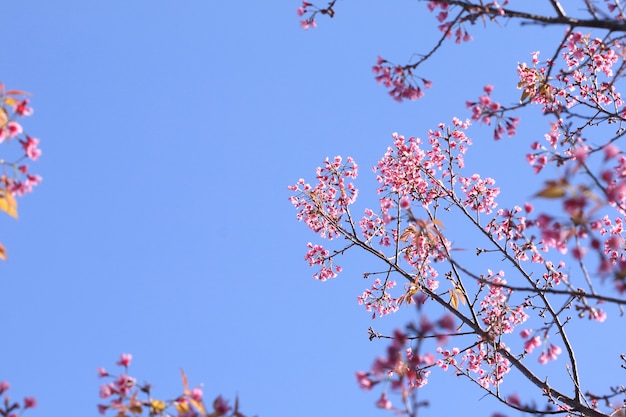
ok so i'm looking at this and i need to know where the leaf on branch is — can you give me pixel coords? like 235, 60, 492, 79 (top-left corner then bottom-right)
449, 287, 465, 309
0, 243, 7, 261
398, 284, 419, 306
4, 97, 19, 107
149, 400, 165, 414
5, 89, 30, 96
0, 189, 18, 219
534, 179, 568, 199
0, 107, 8, 128
180, 369, 207, 417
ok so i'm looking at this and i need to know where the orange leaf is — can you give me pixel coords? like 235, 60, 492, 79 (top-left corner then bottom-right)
0, 189, 17, 219
0, 243, 7, 261
5, 89, 30, 96
189, 398, 207, 417
180, 369, 190, 394
0, 107, 7, 128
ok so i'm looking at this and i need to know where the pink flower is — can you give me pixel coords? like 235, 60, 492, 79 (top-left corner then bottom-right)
604, 143, 620, 160
0, 381, 9, 395
15, 99, 33, 116
190, 387, 203, 402
97, 404, 108, 415
375, 392, 392, 410
213, 395, 232, 416
99, 383, 114, 399
438, 314, 455, 331
116, 353, 132, 367
23, 397, 37, 409
6, 121, 22, 138
507, 393, 521, 407
21, 136, 41, 160
355, 371, 374, 390
97, 367, 108, 377
524, 335, 541, 353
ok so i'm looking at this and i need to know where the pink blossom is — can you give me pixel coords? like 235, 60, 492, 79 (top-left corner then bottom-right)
190, 387, 203, 402
99, 383, 114, 399
356, 371, 375, 390
22, 136, 42, 160
116, 352, 132, 367
375, 392, 392, 410
524, 336, 542, 353
604, 143, 620, 160
6, 121, 22, 138
23, 397, 37, 409
15, 99, 33, 116
213, 395, 232, 416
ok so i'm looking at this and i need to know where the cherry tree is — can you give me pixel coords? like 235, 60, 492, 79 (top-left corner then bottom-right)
0, 84, 42, 261
291, 1, 626, 416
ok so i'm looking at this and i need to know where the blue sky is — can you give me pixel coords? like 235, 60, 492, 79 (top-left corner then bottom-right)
0, 2, 624, 417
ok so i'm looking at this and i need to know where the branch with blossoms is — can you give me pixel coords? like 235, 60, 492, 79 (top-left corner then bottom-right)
297, 1, 626, 104
292, 1, 626, 416
290, 116, 626, 416
98, 354, 252, 417
0, 83, 42, 260
0, 380, 36, 417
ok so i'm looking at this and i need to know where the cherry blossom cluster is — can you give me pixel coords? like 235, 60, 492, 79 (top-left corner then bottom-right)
0, 85, 42, 197
296, 0, 335, 30
426, 1, 474, 44
604, 0, 626, 19
357, 278, 399, 318
288, 156, 358, 238
518, 33, 624, 117
375, 118, 473, 204
98, 353, 250, 417
478, 271, 530, 337
0, 380, 36, 417
372, 57, 432, 102
458, 174, 500, 215
356, 312, 457, 413
288, 156, 358, 279
466, 85, 519, 140
359, 207, 390, 246
303, 242, 341, 281
459, 341, 511, 389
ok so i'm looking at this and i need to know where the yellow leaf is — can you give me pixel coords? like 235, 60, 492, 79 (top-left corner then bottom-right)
0, 107, 7, 128
189, 398, 207, 417
175, 401, 190, 414
535, 180, 568, 199
4, 97, 18, 107
0, 189, 17, 219
449, 290, 458, 309
150, 400, 165, 414
449, 287, 466, 309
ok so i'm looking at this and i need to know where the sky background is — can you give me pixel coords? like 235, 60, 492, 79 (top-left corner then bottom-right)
0, 1, 624, 417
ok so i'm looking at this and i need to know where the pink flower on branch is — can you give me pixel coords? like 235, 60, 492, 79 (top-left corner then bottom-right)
372, 57, 432, 102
